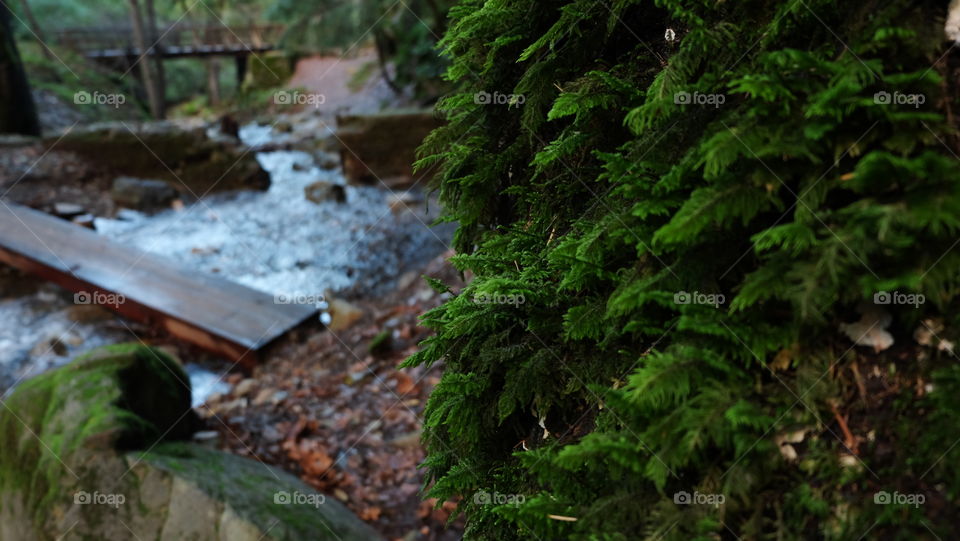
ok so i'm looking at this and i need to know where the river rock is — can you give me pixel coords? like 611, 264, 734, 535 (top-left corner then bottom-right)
314, 151, 340, 170
52, 202, 85, 218
219, 115, 240, 139
111, 176, 179, 210
71, 213, 96, 229
234, 377, 257, 396
29, 333, 69, 357
314, 128, 341, 153
325, 297, 364, 331
65, 304, 115, 323
0, 344, 381, 541
305, 181, 346, 204
387, 192, 422, 215
45, 122, 271, 195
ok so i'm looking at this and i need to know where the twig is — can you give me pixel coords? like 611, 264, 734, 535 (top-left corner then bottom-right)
849, 359, 867, 404
829, 402, 858, 455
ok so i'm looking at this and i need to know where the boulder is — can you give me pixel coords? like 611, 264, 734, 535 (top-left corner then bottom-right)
45, 122, 270, 195
111, 176, 179, 210
128, 443, 381, 541
0, 344, 381, 541
335, 109, 442, 187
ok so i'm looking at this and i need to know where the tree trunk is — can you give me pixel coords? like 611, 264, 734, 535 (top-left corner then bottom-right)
373, 30, 402, 95
16, 0, 54, 65
235, 54, 248, 87
143, 0, 165, 117
207, 57, 221, 107
0, 1, 40, 135
128, 0, 164, 119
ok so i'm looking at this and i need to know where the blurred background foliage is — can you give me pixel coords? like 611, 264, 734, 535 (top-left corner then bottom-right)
8, 0, 452, 118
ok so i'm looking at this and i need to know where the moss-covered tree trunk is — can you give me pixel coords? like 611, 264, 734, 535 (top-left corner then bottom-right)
0, 1, 39, 136
410, 1, 960, 539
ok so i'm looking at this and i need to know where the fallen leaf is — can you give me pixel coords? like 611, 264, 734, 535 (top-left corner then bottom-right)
394, 372, 416, 395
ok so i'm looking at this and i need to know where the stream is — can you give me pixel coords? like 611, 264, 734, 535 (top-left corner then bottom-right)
0, 120, 453, 403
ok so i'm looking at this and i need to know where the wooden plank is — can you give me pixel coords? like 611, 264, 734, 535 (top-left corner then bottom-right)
86, 45, 277, 60
0, 202, 317, 367
55, 23, 286, 53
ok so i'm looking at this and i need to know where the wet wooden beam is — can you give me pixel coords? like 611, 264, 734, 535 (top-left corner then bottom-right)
0, 202, 316, 369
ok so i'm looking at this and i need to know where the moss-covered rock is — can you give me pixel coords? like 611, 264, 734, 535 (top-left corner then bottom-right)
46, 122, 270, 196
0, 344, 380, 540
336, 108, 442, 187
135, 443, 381, 541
0, 343, 195, 527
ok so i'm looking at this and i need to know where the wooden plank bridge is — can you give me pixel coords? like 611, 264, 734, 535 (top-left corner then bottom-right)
54, 23, 284, 60
0, 202, 316, 368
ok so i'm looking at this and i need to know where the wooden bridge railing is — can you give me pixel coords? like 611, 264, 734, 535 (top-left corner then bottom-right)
54, 23, 285, 55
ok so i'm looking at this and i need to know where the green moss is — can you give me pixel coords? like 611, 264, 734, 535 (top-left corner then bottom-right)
410, 0, 960, 538
18, 41, 148, 122
0, 344, 194, 528
138, 443, 378, 541
242, 52, 295, 91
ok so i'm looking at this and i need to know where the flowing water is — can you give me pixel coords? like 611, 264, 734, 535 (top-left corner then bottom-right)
0, 121, 453, 403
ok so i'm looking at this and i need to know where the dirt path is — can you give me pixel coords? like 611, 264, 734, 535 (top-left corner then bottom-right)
287, 49, 405, 116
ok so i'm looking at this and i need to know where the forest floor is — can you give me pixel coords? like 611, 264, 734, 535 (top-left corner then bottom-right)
201, 252, 466, 541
